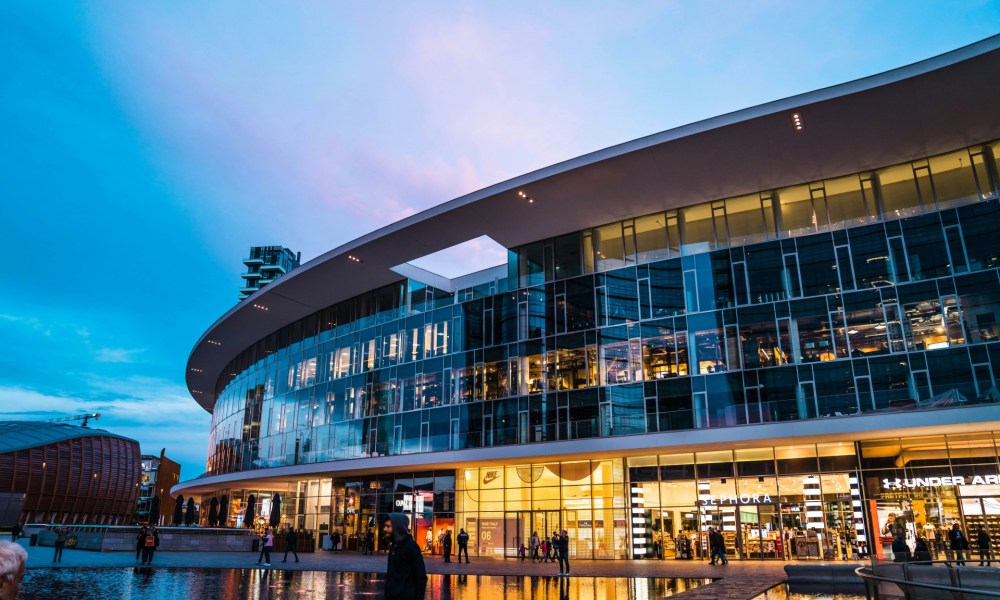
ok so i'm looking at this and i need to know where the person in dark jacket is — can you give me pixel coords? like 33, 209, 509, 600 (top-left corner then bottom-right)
709, 527, 728, 565
135, 526, 147, 562
913, 537, 932, 563
282, 525, 299, 563
949, 523, 969, 565
976, 525, 992, 566
456, 529, 470, 563
556, 530, 570, 576
891, 534, 911, 562
441, 530, 452, 563
52, 525, 68, 563
140, 526, 160, 565
384, 513, 427, 600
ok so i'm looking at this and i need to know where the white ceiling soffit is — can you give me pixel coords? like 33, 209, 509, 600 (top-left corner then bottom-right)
391, 234, 508, 293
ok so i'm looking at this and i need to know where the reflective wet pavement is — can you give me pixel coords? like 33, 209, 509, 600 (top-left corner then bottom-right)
16, 540, 853, 599
20, 569, 712, 600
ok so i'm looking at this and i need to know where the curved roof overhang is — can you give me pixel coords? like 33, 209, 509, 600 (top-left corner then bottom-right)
187, 35, 1000, 412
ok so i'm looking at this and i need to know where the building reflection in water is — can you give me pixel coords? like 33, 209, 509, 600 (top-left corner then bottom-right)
21, 568, 711, 600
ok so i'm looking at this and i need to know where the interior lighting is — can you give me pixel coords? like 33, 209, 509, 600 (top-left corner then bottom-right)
791, 112, 805, 131
207, 340, 222, 346
252, 303, 269, 311
517, 190, 534, 203
347, 255, 363, 263
847, 329, 859, 335
190, 368, 203, 373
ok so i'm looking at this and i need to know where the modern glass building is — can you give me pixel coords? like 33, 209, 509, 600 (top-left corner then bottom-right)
177, 36, 1000, 561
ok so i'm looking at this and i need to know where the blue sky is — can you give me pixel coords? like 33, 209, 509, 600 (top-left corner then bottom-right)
2, 2, 998, 480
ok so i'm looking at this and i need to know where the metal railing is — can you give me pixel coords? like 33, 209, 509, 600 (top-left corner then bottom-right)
856, 557, 1000, 600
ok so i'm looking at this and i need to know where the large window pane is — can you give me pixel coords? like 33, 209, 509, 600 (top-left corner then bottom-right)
594, 223, 626, 271
777, 184, 817, 237
725, 194, 769, 246
956, 273, 1000, 344
825, 174, 874, 229
878, 164, 923, 218
849, 226, 892, 289
680, 203, 716, 254
635, 214, 669, 263
958, 200, 1000, 271
795, 234, 839, 296
901, 214, 949, 280
929, 149, 980, 209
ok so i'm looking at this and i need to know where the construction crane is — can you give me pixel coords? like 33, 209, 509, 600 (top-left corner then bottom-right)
45, 413, 101, 427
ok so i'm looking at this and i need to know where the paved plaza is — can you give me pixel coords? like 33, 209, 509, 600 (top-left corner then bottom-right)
15, 539, 866, 599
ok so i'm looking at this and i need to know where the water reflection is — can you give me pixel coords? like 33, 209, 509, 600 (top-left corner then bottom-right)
20, 569, 710, 600
752, 584, 865, 600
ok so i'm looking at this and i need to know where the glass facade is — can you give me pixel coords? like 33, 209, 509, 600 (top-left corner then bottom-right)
206, 140, 1000, 477
198, 139, 1000, 559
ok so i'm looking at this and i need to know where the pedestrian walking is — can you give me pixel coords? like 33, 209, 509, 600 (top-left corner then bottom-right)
258, 527, 273, 566
140, 526, 160, 565
549, 531, 559, 563
365, 528, 375, 555
441, 530, 452, 563
530, 531, 540, 562
52, 525, 68, 563
0, 540, 28, 600
976, 525, 992, 566
384, 513, 427, 600
282, 525, 299, 563
949, 523, 969, 565
709, 527, 728, 565
540, 539, 549, 562
456, 528, 470, 563
256, 530, 267, 564
556, 529, 570, 576
135, 526, 147, 562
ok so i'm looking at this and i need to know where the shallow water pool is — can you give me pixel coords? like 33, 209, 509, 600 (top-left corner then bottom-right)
21, 568, 712, 599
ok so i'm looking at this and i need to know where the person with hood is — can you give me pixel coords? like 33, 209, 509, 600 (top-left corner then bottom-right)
384, 513, 427, 600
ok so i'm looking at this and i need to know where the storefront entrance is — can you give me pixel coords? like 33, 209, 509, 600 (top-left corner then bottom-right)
700, 504, 783, 559
503, 511, 562, 558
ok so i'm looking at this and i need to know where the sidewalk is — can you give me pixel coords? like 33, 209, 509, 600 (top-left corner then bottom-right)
17, 540, 862, 600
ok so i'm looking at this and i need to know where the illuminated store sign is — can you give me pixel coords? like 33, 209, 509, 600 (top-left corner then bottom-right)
700, 494, 773, 506
882, 474, 1000, 489
394, 493, 427, 513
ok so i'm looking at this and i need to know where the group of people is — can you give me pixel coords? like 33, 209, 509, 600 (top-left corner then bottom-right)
135, 525, 160, 564
517, 531, 571, 574
890, 523, 993, 566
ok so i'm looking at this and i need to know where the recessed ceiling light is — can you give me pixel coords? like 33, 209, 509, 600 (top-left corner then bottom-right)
791, 112, 804, 131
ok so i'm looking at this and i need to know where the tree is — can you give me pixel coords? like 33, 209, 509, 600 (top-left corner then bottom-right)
149, 496, 161, 527
173, 495, 185, 527
208, 497, 219, 527
185, 497, 197, 526
218, 495, 229, 528
244, 494, 256, 528
269, 493, 282, 528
